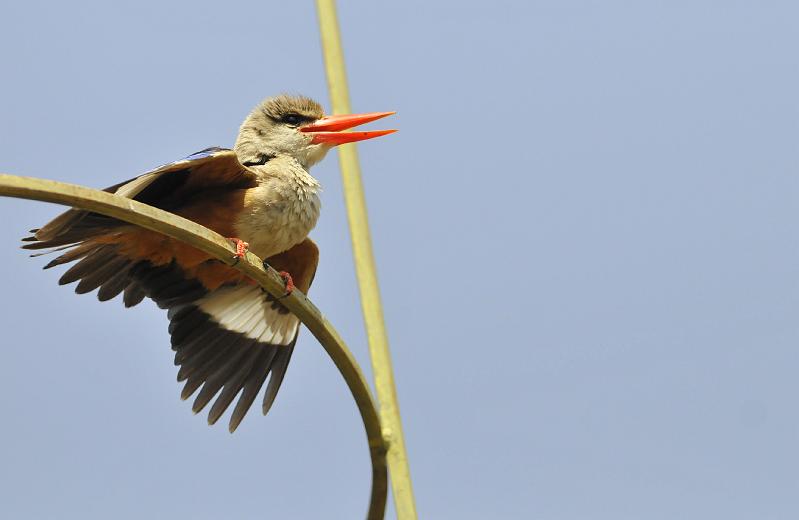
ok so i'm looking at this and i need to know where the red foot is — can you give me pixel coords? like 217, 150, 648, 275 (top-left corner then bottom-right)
228, 238, 249, 262
278, 271, 295, 296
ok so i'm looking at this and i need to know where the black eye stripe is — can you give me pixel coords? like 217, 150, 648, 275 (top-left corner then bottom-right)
280, 113, 311, 126
243, 154, 274, 167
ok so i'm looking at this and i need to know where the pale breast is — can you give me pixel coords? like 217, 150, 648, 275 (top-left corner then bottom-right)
234, 160, 322, 259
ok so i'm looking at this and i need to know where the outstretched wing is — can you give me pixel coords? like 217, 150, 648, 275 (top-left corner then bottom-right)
25, 147, 257, 249
22, 149, 317, 431
23, 147, 258, 304
133, 239, 319, 432
154, 239, 319, 432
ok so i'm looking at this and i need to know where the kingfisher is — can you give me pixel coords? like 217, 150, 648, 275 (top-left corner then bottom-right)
22, 95, 396, 432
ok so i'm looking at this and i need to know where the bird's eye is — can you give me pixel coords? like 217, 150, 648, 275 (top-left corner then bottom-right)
282, 113, 303, 127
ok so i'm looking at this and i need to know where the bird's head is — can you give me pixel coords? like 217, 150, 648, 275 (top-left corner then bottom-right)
234, 94, 395, 169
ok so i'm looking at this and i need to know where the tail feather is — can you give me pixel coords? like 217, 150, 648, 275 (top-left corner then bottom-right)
22, 230, 102, 250
59, 246, 118, 286
176, 334, 225, 380
131, 263, 205, 309
26, 229, 145, 306
97, 267, 134, 302
22, 209, 119, 251
192, 339, 254, 414
123, 284, 146, 307
173, 324, 221, 365
24, 224, 301, 431
162, 280, 300, 431
75, 256, 131, 294
229, 348, 280, 432
31, 243, 83, 259
34, 208, 88, 242
169, 308, 211, 346
42, 242, 97, 269
208, 347, 265, 426
262, 346, 294, 415
180, 341, 237, 399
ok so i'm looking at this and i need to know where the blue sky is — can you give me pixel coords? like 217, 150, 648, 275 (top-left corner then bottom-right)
1, 1, 798, 518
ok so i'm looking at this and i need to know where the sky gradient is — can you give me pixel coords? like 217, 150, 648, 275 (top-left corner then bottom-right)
1, 1, 798, 518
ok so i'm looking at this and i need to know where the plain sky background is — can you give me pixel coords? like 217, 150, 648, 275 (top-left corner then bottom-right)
1, 1, 798, 518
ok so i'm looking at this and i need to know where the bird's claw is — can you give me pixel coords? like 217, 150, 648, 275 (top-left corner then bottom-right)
228, 238, 249, 265
263, 260, 294, 298
278, 271, 295, 297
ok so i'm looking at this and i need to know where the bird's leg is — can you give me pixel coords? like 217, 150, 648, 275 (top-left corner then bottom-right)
227, 238, 249, 265
278, 271, 295, 296
262, 260, 294, 297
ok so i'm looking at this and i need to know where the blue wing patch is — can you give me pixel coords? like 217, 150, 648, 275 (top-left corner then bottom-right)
184, 147, 231, 160
145, 147, 234, 176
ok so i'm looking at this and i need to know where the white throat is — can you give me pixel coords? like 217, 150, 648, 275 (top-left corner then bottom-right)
235, 156, 322, 259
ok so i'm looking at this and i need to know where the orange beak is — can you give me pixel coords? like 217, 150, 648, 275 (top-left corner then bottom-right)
300, 111, 397, 145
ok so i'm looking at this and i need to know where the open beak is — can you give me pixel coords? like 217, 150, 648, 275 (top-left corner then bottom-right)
300, 111, 397, 145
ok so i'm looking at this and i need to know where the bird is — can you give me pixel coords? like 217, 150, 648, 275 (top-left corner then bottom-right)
21, 94, 396, 432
